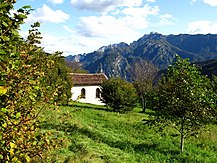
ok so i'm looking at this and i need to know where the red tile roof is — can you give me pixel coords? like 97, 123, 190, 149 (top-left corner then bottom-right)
70, 73, 108, 86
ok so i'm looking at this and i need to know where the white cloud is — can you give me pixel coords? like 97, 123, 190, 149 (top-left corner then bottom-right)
159, 13, 175, 26
77, 15, 140, 38
120, 5, 159, 29
21, 1, 177, 56
41, 33, 77, 55
187, 20, 217, 34
70, 0, 143, 13
121, 0, 143, 7
48, 0, 64, 5
38, 3, 163, 55
76, 4, 159, 37
63, 25, 76, 33
122, 4, 159, 17
26, 4, 69, 23
190, 0, 197, 5
203, 0, 217, 6
40, 28, 140, 56
147, 0, 156, 2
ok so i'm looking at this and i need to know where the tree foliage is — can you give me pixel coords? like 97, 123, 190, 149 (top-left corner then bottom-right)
45, 53, 73, 105
65, 60, 88, 73
101, 78, 137, 112
154, 56, 216, 153
130, 60, 158, 112
0, 1, 72, 162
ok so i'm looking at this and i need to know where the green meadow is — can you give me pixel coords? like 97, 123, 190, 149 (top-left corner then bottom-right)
38, 103, 217, 163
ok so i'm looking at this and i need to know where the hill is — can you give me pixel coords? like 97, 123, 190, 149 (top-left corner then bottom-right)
66, 33, 217, 80
38, 103, 217, 162
197, 59, 217, 77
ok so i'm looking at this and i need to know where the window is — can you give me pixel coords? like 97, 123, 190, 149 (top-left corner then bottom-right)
81, 88, 86, 99
96, 88, 100, 98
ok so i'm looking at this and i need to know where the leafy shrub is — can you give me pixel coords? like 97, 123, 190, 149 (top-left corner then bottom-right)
101, 78, 137, 112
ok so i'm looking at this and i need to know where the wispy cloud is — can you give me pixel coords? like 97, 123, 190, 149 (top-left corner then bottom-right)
122, 4, 159, 17
147, 0, 156, 2
25, 1, 172, 55
77, 15, 140, 37
159, 13, 176, 26
47, 0, 64, 5
187, 20, 217, 34
191, 0, 197, 5
26, 4, 69, 23
70, 0, 143, 13
203, 0, 217, 6
76, 4, 159, 38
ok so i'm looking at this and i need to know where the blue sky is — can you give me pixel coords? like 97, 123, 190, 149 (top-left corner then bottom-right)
14, 0, 217, 56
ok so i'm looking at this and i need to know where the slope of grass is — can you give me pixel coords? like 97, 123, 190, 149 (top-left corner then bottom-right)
38, 102, 217, 163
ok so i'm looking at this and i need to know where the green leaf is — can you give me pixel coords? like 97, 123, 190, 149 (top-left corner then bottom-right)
17, 14, 27, 19
1, 108, 8, 113
0, 81, 6, 86
0, 50, 7, 55
11, 29, 19, 36
2, 21, 8, 27
22, 5, 31, 9
16, 112, 21, 119
0, 36, 10, 41
25, 155, 31, 162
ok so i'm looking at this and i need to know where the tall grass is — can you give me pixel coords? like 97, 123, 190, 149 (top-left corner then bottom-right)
38, 102, 217, 163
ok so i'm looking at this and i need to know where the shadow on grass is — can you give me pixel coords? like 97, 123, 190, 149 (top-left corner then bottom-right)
72, 102, 112, 112
143, 110, 156, 116
67, 125, 180, 157
41, 119, 182, 160
40, 121, 78, 132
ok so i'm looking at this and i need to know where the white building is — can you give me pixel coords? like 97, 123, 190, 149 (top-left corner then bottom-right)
70, 73, 108, 105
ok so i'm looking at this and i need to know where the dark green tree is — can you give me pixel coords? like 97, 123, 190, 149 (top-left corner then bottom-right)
154, 56, 216, 153
45, 53, 73, 105
101, 78, 137, 112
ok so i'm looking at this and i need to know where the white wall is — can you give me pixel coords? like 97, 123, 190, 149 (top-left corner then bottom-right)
71, 85, 104, 105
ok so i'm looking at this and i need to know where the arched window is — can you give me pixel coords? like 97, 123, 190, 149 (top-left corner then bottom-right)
81, 88, 86, 99
96, 88, 100, 98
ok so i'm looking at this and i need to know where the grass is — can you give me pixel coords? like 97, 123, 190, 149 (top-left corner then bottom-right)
38, 102, 217, 163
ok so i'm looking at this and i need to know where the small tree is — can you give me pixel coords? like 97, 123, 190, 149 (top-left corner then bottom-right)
101, 78, 137, 112
130, 60, 158, 112
154, 56, 216, 153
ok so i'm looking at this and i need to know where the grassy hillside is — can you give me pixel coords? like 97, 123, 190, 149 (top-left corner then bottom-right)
38, 103, 217, 163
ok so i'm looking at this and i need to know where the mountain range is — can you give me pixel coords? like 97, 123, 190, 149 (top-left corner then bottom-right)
65, 32, 217, 80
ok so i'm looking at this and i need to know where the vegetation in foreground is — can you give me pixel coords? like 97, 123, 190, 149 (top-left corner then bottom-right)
0, 1, 72, 161
38, 102, 217, 163
154, 56, 216, 153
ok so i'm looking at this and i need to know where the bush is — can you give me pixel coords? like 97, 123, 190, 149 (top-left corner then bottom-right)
101, 78, 137, 112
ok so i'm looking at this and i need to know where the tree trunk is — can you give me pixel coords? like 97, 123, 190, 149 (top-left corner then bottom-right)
180, 134, 184, 153
180, 117, 185, 153
141, 95, 146, 112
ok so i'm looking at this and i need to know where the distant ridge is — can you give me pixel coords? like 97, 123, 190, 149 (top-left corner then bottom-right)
66, 32, 217, 80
